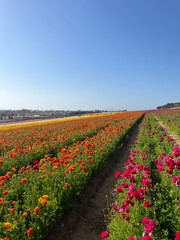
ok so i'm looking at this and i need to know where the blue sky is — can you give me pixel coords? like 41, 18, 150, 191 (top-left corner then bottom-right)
0, 0, 180, 111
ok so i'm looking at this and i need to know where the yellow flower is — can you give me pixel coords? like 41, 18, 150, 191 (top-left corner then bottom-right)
43, 195, 49, 199
38, 198, 43, 202
3, 222, 11, 229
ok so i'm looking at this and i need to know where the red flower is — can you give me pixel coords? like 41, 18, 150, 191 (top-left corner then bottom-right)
10, 208, 15, 214
64, 183, 70, 188
34, 207, 40, 214
144, 201, 151, 207
3, 191, 8, 196
116, 187, 124, 193
27, 228, 33, 238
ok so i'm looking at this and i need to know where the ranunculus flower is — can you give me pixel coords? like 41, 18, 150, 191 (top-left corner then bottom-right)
10, 208, 15, 214
3, 222, 11, 229
101, 231, 109, 238
144, 201, 151, 207
27, 228, 33, 238
0, 198, 4, 205
125, 206, 130, 213
121, 182, 129, 188
114, 172, 121, 177
116, 187, 124, 193
34, 207, 40, 214
141, 217, 150, 224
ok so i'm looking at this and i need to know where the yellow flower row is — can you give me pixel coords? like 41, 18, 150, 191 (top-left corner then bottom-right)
0, 112, 120, 130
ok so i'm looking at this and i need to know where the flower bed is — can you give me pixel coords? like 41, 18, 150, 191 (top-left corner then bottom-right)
152, 109, 180, 136
0, 111, 144, 240
0, 112, 136, 175
102, 113, 180, 240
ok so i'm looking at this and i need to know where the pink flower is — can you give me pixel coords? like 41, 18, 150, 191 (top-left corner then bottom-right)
128, 238, 136, 240
116, 187, 124, 193
175, 232, 180, 240
121, 182, 129, 188
157, 166, 165, 171
143, 179, 150, 188
173, 176, 180, 186
114, 172, 121, 178
117, 208, 123, 213
140, 236, 154, 240
101, 231, 109, 238
128, 184, 135, 191
121, 213, 126, 218
142, 217, 156, 234
142, 217, 150, 224
113, 205, 117, 211
125, 206, 130, 213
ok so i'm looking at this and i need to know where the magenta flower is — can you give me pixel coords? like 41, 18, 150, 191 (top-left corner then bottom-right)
114, 172, 121, 177
116, 187, 124, 193
101, 231, 109, 238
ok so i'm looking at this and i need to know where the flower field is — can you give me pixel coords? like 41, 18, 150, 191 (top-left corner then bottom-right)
153, 109, 180, 136
0, 111, 144, 240
102, 112, 180, 240
0, 112, 134, 175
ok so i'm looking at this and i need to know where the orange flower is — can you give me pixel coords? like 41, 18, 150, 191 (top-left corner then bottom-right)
64, 183, 70, 188
38, 198, 43, 202
27, 228, 33, 238
0, 198, 4, 205
23, 212, 28, 217
40, 199, 47, 205
3, 222, 11, 229
34, 207, 40, 214
3, 191, 8, 196
22, 178, 27, 183
43, 195, 49, 199
12, 201, 16, 205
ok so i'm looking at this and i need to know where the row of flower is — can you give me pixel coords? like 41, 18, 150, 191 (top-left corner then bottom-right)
101, 112, 180, 240
152, 109, 180, 136
0, 112, 137, 175
0, 111, 144, 239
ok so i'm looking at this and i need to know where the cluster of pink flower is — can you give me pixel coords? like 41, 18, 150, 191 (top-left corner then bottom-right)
173, 147, 180, 157
128, 236, 154, 240
128, 217, 156, 240
175, 232, 180, 240
141, 217, 156, 234
101, 136, 179, 239
154, 147, 180, 187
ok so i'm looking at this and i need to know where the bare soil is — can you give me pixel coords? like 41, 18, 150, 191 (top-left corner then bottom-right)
154, 116, 180, 146
43, 121, 142, 240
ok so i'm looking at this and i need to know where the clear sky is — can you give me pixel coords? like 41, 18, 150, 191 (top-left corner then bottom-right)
0, 0, 180, 111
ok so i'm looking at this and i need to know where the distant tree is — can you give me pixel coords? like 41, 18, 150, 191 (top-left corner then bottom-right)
156, 102, 180, 109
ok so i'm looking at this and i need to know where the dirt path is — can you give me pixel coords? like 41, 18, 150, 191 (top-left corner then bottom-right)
44, 119, 142, 240
154, 116, 180, 146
